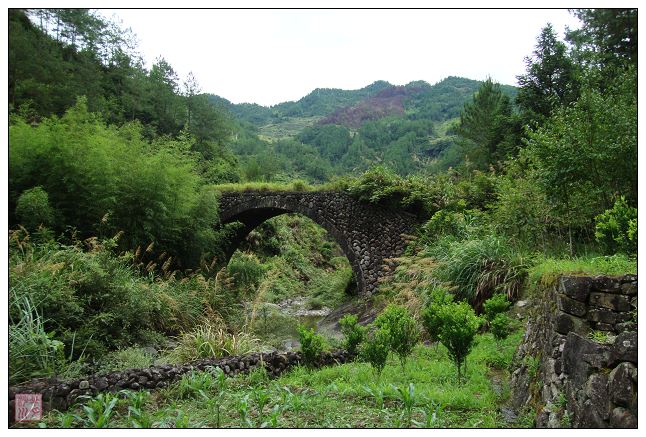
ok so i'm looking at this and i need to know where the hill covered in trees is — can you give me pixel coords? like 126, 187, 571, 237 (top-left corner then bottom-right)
8, 10, 637, 427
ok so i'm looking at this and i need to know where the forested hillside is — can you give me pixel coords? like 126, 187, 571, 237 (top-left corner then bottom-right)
8, 8, 637, 429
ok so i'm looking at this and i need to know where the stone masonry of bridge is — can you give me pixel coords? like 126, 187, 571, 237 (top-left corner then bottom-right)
217, 191, 420, 296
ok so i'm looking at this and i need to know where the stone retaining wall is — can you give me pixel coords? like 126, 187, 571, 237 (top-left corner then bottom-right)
9, 349, 351, 424
510, 275, 637, 428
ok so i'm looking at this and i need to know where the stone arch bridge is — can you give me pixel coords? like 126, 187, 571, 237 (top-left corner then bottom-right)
217, 191, 420, 296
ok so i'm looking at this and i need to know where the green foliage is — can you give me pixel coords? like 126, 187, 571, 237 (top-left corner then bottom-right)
95, 347, 155, 374
297, 325, 326, 367
456, 78, 519, 168
436, 301, 482, 381
227, 252, 265, 291
9, 100, 235, 270
344, 165, 431, 215
516, 23, 580, 123
594, 196, 637, 254
421, 287, 454, 344
15, 186, 54, 231
9, 294, 68, 384
360, 327, 391, 377
76, 392, 120, 428
482, 294, 511, 322
167, 321, 260, 363
374, 305, 420, 368
489, 314, 512, 343
523, 67, 637, 249
426, 235, 528, 310
338, 314, 367, 357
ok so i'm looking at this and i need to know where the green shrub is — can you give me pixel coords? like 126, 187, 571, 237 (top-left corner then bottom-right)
436, 301, 482, 381
227, 252, 265, 291
307, 297, 324, 310
490, 314, 512, 343
297, 325, 325, 367
421, 287, 454, 344
427, 235, 527, 311
595, 196, 637, 254
483, 293, 511, 322
95, 347, 155, 374
374, 305, 420, 368
15, 186, 55, 231
360, 327, 391, 377
421, 209, 466, 242
338, 314, 366, 357
167, 321, 260, 363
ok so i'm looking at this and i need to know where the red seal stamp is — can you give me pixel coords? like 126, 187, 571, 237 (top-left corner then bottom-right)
15, 393, 42, 422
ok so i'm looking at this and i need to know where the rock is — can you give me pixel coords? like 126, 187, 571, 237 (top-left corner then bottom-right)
615, 322, 636, 333
609, 407, 637, 428
589, 292, 631, 312
591, 276, 623, 293
557, 295, 587, 317
584, 373, 610, 420
586, 308, 617, 325
94, 378, 108, 390
500, 407, 517, 423
619, 283, 637, 296
611, 331, 637, 364
555, 313, 588, 335
562, 332, 611, 387
608, 362, 637, 410
79, 380, 89, 390
580, 399, 608, 428
559, 276, 592, 302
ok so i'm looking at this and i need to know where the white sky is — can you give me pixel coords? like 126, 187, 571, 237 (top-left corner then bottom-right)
101, 9, 582, 106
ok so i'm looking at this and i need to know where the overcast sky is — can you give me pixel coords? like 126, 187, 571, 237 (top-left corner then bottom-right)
102, 9, 582, 106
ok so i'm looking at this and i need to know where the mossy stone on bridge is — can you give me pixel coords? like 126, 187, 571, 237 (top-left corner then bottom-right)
217, 191, 419, 296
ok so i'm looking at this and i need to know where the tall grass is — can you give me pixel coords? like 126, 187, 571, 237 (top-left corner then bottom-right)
9, 294, 67, 384
426, 235, 528, 311
166, 320, 262, 363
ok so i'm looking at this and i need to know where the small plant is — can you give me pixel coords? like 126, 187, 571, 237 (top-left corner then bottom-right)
524, 354, 541, 379
490, 313, 512, 343
393, 383, 417, 428
423, 400, 444, 428
436, 301, 481, 382
360, 327, 391, 377
237, 394, 253, 427
297, 325, 325, 367
123, 390, 153, 428
483, 293, 511, 321
76, 392, 120, 428
588, 330, 613, 344
173, 371, 215, 400
374, 305, 420, 369
362, 383, 386, 409
252, 388, 271, 424
338, 314, 366, 357
421, 287, 454, 346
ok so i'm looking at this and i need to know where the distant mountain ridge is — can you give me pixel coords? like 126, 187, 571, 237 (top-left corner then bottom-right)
208, 77, 517, 129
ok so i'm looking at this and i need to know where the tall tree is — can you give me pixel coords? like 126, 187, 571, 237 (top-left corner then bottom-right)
516, 24, 580, 124
567, 8, 637, 68
456, 79, 517, 170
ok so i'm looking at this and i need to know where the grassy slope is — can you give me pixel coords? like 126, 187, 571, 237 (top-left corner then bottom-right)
38, 330, 525, 428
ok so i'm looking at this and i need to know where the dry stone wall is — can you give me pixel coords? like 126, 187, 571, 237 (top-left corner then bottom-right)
9, 349, 351, 424
218, 191, 419, 296
510, 275, 637, 428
